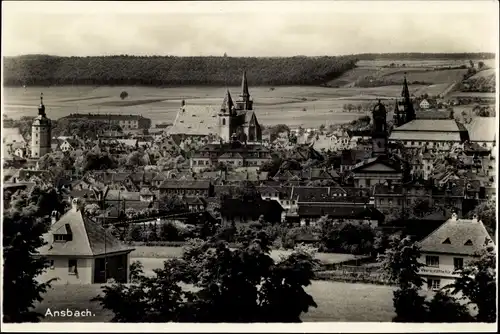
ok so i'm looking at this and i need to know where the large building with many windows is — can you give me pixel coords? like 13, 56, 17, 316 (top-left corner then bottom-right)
417, 212, 494, 290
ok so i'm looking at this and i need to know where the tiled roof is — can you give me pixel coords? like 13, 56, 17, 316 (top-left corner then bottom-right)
418, 215, 493, 255
159, 180, 211, 189
168, 105, 219, 136
105, 190, 141, 201
38, 202, 135, 256
393, 119, 461, 132
390, 131, 462, 142
466, 117, 496, 143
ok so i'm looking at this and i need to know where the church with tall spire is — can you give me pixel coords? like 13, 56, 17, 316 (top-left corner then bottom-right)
393, 74, 416, 128
218, 71, 261, 143
31, 93, 52, 158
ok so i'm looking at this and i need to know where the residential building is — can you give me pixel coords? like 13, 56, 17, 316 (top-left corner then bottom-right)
158, 180, 213, 198
61, 113, 151, 130
190, 138, 272, 172
417, 213, 494, 290
31, 94, 52, 158
37, 198, 135, 284
419, 99, 431, 109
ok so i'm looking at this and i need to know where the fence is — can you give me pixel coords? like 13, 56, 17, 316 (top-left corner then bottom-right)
314, 265, 393, 286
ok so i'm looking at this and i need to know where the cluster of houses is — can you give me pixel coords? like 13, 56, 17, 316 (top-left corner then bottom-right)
2, 72, 496, 290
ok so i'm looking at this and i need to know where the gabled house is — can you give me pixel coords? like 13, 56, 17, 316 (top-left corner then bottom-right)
417, 213, 493, 290
37, 198, 135, 284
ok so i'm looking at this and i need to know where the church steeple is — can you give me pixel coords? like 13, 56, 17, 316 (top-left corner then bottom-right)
236, 71, 253, 111
401, 73, 410, 102
241, 71, 250, 99
220, 89, 235, 115
372, 99, 388, 157
38, 93, 46, 117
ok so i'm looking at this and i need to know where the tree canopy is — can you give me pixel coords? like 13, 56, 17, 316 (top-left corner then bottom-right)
4, 55, 358, 87
3, 186, 65, 322
93, 231, 319, 322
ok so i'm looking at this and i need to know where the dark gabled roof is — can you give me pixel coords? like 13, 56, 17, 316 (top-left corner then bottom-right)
297, 203, 384, 220
220, 198, 284, 218
159, 180, 211, 189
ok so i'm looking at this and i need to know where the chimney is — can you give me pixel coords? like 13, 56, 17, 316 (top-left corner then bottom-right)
451, 212, 458, 221
51, 210, 60, 225
472, 214, 478, 223
71, 198, 81, 212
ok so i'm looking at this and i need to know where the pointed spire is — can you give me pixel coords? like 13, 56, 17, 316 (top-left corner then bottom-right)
220, 89, 234, 113
38, 92, 46, 116
401, 73, 410, 99
240, 71, 249, 98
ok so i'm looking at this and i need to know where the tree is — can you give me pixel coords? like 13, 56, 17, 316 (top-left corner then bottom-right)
126, 224, 143, 242
448, 241, 496, 322
378, 235, 426, 322
2, 187, 64, 322
159, 222, 182, 242
158, 195, 188, 214
467, 199, 496, 235
478, 61, 485, 69
269, 124, 290, 142
426, 291, 474, 322
120, 91, 129, 100
93, 231, 318, 322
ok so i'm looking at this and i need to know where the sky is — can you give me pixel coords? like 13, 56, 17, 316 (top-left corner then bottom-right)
2, 1, 499, 57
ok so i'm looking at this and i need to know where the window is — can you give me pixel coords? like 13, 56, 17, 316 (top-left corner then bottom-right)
464, 239, 473, 246
453, 257, 464, 270
426, 255, 439, 267
222, 119, 226, 126
35, 141, 38, 144
68, 259, 78, 275
427, 279, 441, 290
442, 238, 451, 244
50, 260, 55, 270
54, 234, 66, 242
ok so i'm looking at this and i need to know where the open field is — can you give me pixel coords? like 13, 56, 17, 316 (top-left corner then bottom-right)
33, 279, 395, 322
130, 246, 361, 264
357, 59, 496, 68
2, 85, 411, 128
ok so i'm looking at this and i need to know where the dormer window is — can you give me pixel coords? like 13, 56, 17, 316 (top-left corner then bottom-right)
442, 238, 451, 244
464, 239, 473, 246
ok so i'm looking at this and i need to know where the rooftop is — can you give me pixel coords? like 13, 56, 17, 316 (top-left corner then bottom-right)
168, 104, 219, 136
466, 117, 497, 143
38, 199, 135, 257
392, 119, 461, 132
418, 213, 493, 255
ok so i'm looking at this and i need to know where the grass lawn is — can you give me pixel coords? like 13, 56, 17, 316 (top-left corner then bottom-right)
130, 246, 362, 264
34, 280, 395, 322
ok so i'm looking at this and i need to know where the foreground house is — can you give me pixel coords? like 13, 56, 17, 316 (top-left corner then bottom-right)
417, 213, 494, 290
37, 198, 135, 284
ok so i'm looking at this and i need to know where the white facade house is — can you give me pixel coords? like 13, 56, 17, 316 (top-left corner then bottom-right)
417, 213, 494, 291
419, 99, 431, 109
37, 198, 135, 285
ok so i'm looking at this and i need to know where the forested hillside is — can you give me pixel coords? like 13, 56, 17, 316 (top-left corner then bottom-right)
3, 55, 359, 87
